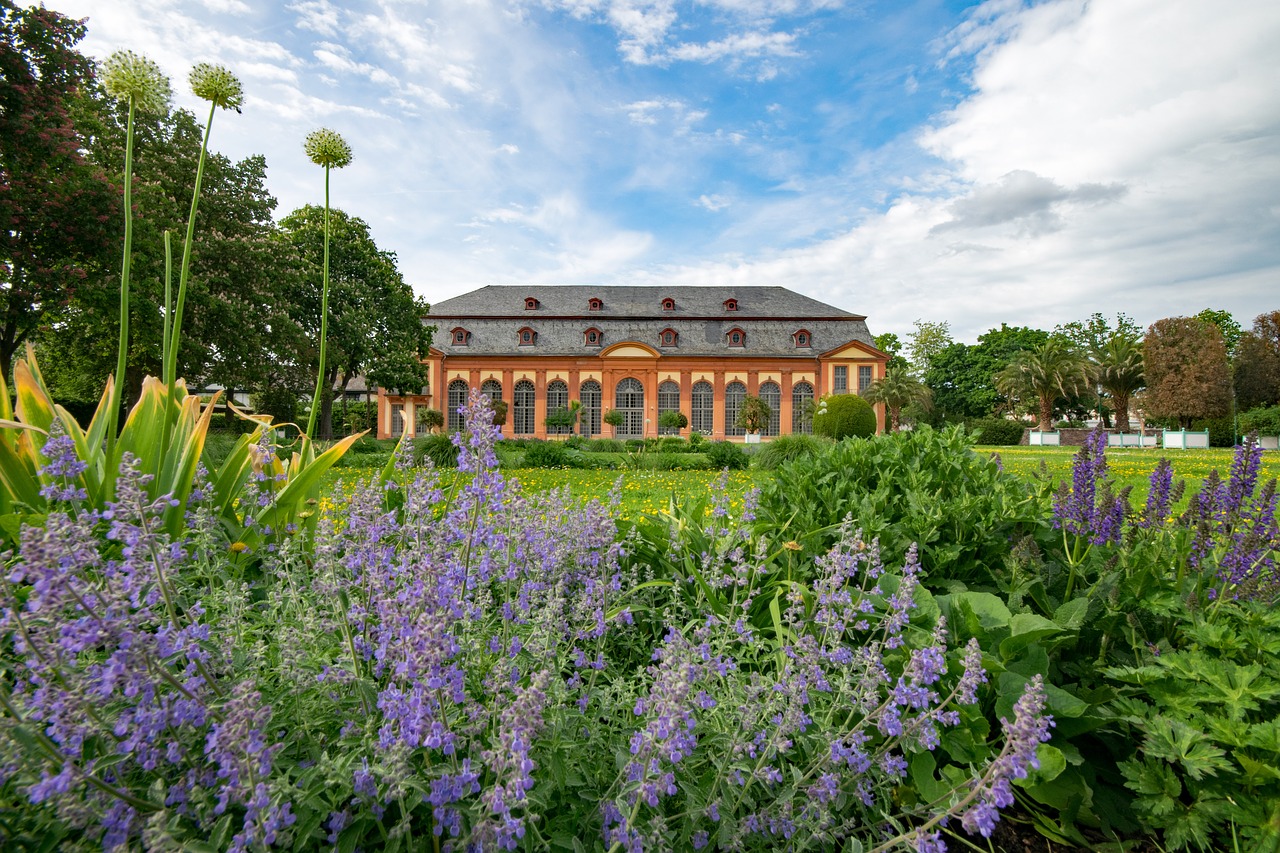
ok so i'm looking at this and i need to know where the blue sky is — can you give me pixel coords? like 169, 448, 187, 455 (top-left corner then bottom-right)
58, 0, 1280, 343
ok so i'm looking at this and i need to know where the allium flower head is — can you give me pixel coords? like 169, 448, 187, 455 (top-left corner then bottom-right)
189, 63, 244, 110
102, 50, 172, 114
304, 128, 353, 169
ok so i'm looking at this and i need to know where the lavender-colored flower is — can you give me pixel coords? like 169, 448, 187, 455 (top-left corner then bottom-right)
1052, 428, 1126, 546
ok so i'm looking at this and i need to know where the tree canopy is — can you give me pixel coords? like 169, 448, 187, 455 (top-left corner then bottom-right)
1143, 316, 1232, 429
923, 324, 1049, 420
1234, 310, 1280, 411
995, 339, 1091, 431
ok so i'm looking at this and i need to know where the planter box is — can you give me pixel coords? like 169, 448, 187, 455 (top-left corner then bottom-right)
1162, 429, 1210, 449
1029, 430, 1060, 446
1258, 435, 1279, 451
744, 433, 762, 444
1107, 432, 1158, 448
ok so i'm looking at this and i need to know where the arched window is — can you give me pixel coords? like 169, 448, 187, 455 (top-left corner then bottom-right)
588, 297, 603, 311
447, 379, 469, 433
726, 327, 745, 347
579, 381, 602, 439
793, 329, 811, 348
451, 327, 470, 346
658, 381, 680, 434
792, 381, 814, 435
615, 377, 644, 438
759, 381, 781, 437
546, 380, 570, 435
517, 326, 536, 346
659, 328, 677, 348
584, 327, 602, 347
724, 381, 746, 437
524, 296, 539, 310
661, 297, 675, 311
513, 380, 535, 435
691, 381, 714, 435
480, 379, 502, 407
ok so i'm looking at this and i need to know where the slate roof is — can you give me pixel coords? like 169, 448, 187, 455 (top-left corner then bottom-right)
428, 286, 876, 358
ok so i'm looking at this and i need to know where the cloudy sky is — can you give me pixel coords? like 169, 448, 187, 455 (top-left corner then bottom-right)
57, 0, 1280, 343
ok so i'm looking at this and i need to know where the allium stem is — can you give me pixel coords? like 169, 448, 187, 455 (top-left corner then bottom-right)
305, 166, 333, 440
110, 96, 137, 451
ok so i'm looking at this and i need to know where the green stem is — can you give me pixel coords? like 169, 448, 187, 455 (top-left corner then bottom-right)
165, 100, 217, 390
161, 230, 173, 386
110, 98, 137, 452
306, 167, 333, 440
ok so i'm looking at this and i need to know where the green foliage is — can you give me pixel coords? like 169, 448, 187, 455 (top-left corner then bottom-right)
812, 393, 877, 440
1240, 404, 1280, 436
251, 386, 299, 429
688, 431, 706, 449
735, 395, 772, 434
335, 401, 375, 434
1188, 415, 1236, 447
756, 425, 1045, 584
586, 437, 625, 453
1144, 316, 1233, 429
413, 432, 458, 467
1234, 311, 1280, 411
862, 365, 932, 431
995, 338, 1092, 431
966, 417, 1026, 446
704, 440, 749, 470
416, 407, 444, 432
752, 434, 829, 470
925, 325, 1049, 421
657, 409, 688, 432
658, 436, 693, 452
520, 440, 586, 469
602, 408, 624, 428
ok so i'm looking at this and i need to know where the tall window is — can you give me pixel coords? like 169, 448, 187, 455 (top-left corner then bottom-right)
691, 381, 714, 435
513, 380, 535, 435
615, 378, 644, 438
833, 366, 848, 394
546, 380, 570, 435
480, 379, 503, 408
447, 379, 468, 432
580, 380, 601, 438
724, 381, 746, 437
759, 381, 781, 437
391, 406, 405, 437
792, 381, 814, 434
858, 366, 873, 393
658, 381, 680, 434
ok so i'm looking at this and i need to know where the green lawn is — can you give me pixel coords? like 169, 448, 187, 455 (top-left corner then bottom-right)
320, 443, 1280, 522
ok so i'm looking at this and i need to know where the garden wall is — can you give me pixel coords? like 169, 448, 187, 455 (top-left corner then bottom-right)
1021, 427, 1159, 447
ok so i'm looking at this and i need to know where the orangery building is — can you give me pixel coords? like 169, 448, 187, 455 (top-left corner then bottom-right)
375, 285, 889, 441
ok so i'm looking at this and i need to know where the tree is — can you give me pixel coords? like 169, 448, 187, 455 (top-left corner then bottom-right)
417, 408, 444, 433
658, 410, 687, 433
1195, 308, 1243, 359
904, 320, 952, 376
278, 206, 431, 439
923, 325, 1049, 420
995, 339, 1092, 431
862, 366, 932, 432
1053, 312, 1141, 353
873, 332, 909, 372
1233, 311, 1280, 412
1143, 316, 1232, 429
736, 395, 772, 434
0, 2, 117, 386
1092, 332, 1144, 431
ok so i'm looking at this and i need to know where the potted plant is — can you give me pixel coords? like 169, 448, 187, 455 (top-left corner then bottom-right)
658, 410, 688, 436
603, 408, 625, 436
736, 395, 772, 443
416, 408, 444, 435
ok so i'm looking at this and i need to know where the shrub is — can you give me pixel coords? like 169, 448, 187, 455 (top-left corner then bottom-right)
688, 431, 706, 448
564, 435, 588, 450
587, 438, 625, 453
658, 410, 687, 432
416, 408, 444, 433
658, 436, 691, 453
966, 416, 1026, 446
704, 439, 749, 470
337, 401, 377, 434
1188, 414, 1236, 447
624, 439, 645, 451
627, 452, 709, 471
812, 393, 876, 440
414, 432, 459, 467
753, 434, 828, 470
1240, 403, 1280, 435
521, 440, 585, 469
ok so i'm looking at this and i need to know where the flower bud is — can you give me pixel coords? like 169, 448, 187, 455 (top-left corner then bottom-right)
304, 128, 353, 169
189, 63, 243, 111
102, 50, 172, 114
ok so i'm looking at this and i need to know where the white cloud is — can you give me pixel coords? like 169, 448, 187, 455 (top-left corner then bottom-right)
697, 194, 731, 211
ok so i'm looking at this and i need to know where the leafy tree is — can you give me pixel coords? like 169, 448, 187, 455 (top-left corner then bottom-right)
1233, 311, 1280, 411
1092, 332, 1144, 431
995, 339, 1091, 430
658, 410, 687, 433
0, 2, 117, 386
277, 206, 431, 439
924, 325, 1049, 420
1195, 308, 1243, 359
1143, 316, 1232, 429
861, 366, 932, 432
904, 320, 952, 376
873, 331, 909, 372
416, 408, 444, 433
736, 395, 772, 434
1053, 312, 1141, 353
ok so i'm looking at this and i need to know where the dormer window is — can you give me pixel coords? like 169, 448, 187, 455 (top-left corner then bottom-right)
518, 326, 536, 346
584, 327, 602, 347
661, 297, 675, 311
727, 327, 745, 347
723, 298, 738, 312
793, 329, 811, 348
588, 298, 603, 311
524, 296, 539, 310
660, 328, 678, 347
452, 327, 470, 346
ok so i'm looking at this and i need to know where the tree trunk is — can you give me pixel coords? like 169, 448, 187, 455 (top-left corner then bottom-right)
889, 405, 901, 432
1113, 391, 1130, 432
1038, 395, 1054, 432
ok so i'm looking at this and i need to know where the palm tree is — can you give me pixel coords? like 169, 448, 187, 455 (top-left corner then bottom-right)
996, 340, 1092, 431
1092, 333, 1144, 432
861, 367, 932, 432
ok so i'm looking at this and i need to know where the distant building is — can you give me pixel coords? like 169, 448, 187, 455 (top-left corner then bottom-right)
376, 285, 888, 440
